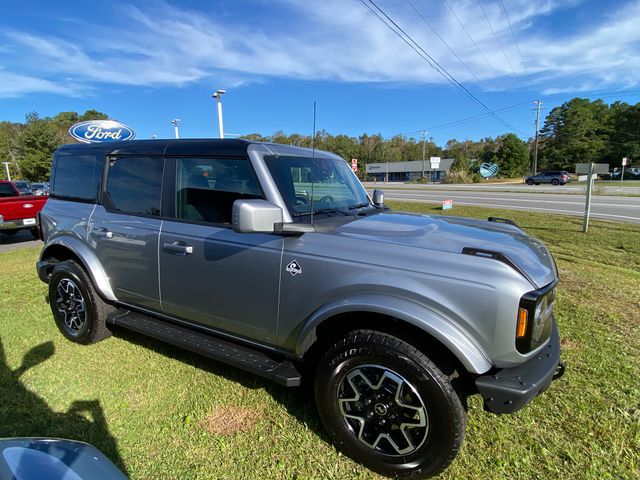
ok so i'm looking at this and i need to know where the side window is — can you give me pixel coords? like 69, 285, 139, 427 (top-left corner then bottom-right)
174, 157, 262, 225
106, 157, 164, 216
51, 154, 101, 201
0, 183, 17, 197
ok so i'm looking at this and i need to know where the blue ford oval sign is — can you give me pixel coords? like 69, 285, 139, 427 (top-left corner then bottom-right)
69, 120, 135, 144
479, 162, 499, 178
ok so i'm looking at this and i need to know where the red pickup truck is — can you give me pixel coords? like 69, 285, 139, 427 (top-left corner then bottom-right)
0, 180, 48, 240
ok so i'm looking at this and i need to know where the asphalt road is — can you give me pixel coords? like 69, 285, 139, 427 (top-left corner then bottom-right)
376, 188, 640, 224
0, 230, 42, 254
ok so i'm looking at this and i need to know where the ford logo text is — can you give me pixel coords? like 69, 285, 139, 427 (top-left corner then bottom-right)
69, 120, 135, 144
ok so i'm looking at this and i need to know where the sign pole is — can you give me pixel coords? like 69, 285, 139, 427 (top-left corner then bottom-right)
620, 157, 627, 189
582, 162, 594, 233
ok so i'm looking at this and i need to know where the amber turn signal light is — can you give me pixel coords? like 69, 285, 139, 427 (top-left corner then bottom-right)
516, 308, 528, 338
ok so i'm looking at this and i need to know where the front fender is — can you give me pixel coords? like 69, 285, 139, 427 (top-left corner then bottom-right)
39, 236, 117, 302
295, 293, 492, 374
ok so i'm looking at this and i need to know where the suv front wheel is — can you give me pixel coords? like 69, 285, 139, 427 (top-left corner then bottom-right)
315, 330, 466, 479
48, 260, 114, 344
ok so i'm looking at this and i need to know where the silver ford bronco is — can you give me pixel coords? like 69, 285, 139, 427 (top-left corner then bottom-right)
37, 139, 563, 478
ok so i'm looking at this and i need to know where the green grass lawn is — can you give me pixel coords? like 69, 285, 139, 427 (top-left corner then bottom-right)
1, 204, 639, 479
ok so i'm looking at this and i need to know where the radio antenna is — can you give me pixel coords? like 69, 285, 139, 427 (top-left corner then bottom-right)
310, 101, 316, 225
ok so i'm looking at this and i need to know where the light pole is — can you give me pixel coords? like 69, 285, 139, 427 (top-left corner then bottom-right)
2, 162, 11, 181
171, 119, 181, 139
212, 89, 226, 139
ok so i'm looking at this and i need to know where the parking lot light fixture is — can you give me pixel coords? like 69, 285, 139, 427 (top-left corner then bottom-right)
212, 89, 226, 139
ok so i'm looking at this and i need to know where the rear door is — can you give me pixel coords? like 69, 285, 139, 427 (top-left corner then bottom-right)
89, 156, 164, 311
158, 156, 282, 345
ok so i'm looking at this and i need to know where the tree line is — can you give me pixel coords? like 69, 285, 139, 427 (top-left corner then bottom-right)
1, 97, 638, 182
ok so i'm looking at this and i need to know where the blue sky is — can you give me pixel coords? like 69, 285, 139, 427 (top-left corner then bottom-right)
2, 0, 640, 146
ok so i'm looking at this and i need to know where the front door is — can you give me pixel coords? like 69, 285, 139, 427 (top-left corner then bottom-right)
158, 157, 282, 345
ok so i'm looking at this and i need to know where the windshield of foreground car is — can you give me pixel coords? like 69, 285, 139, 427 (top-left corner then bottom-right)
264, 155, 371, 218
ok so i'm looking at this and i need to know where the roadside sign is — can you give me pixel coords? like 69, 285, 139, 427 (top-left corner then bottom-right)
351, 158, 358, 172
429, 156, 440, 169
622, 157, 628, 166
479, 162, 499, 178
576, 163, 608, 174
442, 199, 453, 210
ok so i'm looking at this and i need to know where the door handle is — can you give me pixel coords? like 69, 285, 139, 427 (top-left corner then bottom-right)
163, 242, 193, 255
95, 229, 113, 239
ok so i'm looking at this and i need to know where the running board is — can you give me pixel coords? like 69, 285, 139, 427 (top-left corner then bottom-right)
109, 311, 301, 387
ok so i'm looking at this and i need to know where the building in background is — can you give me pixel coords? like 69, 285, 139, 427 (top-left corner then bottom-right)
365, 159, 454, 182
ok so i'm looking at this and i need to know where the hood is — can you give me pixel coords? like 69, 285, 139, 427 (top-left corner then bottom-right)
334, 212, 556, 289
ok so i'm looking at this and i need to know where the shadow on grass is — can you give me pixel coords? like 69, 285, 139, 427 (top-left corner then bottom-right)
0, 339, 129, 476
111, 327, 331, 444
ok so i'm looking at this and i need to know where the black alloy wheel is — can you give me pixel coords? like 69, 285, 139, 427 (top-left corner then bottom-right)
48, 260, 114, 344
315, 330, 466, 479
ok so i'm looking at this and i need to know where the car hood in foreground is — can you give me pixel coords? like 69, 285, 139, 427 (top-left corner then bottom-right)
334, 212, 556, 289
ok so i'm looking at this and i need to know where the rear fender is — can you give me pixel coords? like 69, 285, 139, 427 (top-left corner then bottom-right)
39, 236, 116, 302
296, 293, 492, 374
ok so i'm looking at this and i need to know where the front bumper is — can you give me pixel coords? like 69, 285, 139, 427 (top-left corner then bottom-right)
475, 322, 563, 414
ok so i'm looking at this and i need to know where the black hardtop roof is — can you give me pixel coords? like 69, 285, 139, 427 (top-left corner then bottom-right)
55, 138, 252, 157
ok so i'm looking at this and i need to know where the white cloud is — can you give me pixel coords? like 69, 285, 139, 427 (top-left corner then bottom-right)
1, 0, 640, 98
0, 69, 85, 98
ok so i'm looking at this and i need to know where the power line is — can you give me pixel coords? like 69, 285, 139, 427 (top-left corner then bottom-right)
476, 0, 523, 87
499, 0, 534, 88
444, 0, 501, 81
357, 0, 529, 137
403, 101, 531, 136
404, 0, 487, 89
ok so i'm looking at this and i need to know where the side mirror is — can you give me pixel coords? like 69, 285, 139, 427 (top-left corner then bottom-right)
232, 200, 283, 233
373, 189, 384, 206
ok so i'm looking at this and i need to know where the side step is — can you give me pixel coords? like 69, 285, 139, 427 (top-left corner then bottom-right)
109, 311, 302, 387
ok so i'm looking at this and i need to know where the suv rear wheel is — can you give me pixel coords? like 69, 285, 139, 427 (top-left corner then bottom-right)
315, 330, 466, 479
551, 179, 560, 186
48, 260, 114, 344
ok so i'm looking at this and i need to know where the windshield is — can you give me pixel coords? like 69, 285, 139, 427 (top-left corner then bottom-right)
264, 155, 370, 217
14, 181, 31, 192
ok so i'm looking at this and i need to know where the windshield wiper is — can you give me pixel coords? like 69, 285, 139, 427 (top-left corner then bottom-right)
314, 207, 351, 216
347, 202, 371, 210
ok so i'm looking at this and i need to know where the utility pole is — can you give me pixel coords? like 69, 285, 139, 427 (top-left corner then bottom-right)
532, 100, 542, 175
421, 130, 427, 180
171, 119, 181, 139
2, 162, 11, 181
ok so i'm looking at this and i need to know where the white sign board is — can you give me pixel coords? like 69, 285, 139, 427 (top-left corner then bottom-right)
622, 157, 628, 166
429, 156, 441, 169
576, 163, 609, 174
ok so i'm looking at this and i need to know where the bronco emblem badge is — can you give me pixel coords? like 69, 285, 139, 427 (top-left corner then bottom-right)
286, 260, 302, 276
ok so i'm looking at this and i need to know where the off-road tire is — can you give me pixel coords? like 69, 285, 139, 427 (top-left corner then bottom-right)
315, 330, 466, 479
48, 260, 114, 344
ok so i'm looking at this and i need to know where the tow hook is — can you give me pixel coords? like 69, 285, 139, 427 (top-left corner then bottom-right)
553, 362, 565, 380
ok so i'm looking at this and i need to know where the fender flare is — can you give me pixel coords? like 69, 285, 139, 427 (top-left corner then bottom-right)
39, 236, 117, 302
295, 293, 492, 374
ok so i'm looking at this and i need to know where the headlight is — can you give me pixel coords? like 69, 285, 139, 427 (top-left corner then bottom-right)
516, 283, 557, 353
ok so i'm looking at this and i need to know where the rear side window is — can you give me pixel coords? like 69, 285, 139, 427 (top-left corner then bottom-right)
51, 154, 102, 201
0, 183, 17, 197
105, 157, 164, 216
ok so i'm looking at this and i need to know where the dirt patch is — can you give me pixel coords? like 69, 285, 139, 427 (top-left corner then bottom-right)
202, 406, 262, 436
